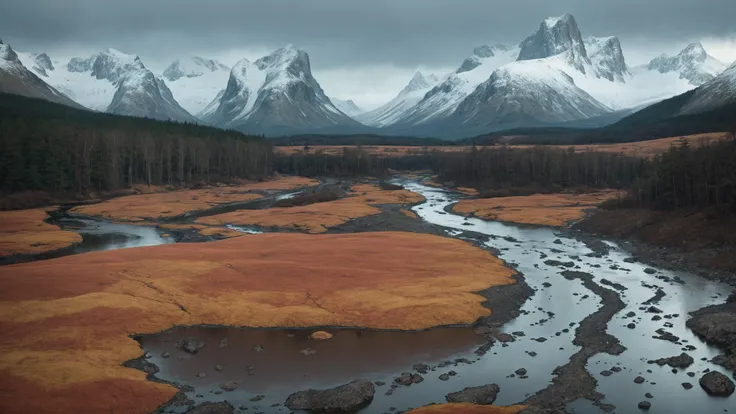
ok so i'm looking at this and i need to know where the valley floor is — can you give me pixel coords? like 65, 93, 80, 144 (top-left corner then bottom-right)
0, 175, 734, 414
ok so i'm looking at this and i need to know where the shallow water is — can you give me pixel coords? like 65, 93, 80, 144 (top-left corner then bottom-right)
138, 179, 733, 414
402, 181, 734, 413
57, 216, 174, 253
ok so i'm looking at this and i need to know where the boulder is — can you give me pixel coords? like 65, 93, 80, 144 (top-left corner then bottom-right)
699, 371, 735, 396
446, 384, 500, 405
177, 337, 205, 354
285, 379, 375, 413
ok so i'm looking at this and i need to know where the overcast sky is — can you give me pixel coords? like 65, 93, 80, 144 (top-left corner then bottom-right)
3, 0, 735, 109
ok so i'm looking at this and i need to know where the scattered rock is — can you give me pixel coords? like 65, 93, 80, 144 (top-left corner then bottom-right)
681, 382, 693, 390
645, 393, 653, 399
252, 345, 264, 352
177, 337, 205, 354
197, 372, 207, 378
439, 374, 450, 381
250, 395, 265, 402
638, 401, 651, 410
527, 351, 538, 357
285, 379, 375, 413
600, 370, 612, 377
299, 348, 317, 356
446, 384, 500, 405
699, 371, 735, 396
646, 306, 663, 314
515, 368, 527, 376
600, 279, 627, 291
413, 363, 430, 374
374, 381, 385, 386
634, 376, 646, 384
214, 364, 223, 371
161, 351, 170, 358
649, 353, 694, 368
309, 331, 333, 340
542, 282, 552, 288
544, 260, 575, 268
219, 381, 239, 392
644, 268, 657, 274
627, 323, 636, 329
611, 366, 622, 372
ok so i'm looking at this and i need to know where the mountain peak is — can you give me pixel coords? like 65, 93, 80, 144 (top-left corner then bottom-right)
0, 43, 19, 63
406, 71, 438, 91
679, 42, 707, 61
544, 13, 575, 29
647, 41, 725, 85
518, 13, 589, 71
473, 45, 495, 58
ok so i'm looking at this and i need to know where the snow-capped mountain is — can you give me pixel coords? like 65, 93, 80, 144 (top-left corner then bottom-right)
356, 71, 440, 127
202, 45, 362, 135
330, 97, 363, 117
162, 57, 230, 115
364, 13, 729, 138
386, 45, 519, 128
17, 48, 196, 122
452, 60, 610, 129
680, 60, 736, 114
645, 42, 726, 86
0, 41, 84, 109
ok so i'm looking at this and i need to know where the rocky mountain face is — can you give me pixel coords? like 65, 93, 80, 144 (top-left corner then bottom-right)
77, 49, 198, 122
356, 71, 440, 127
203, 45, 361, 135
646, 42, 727, 85
517, 13, 590, 72
0, 41, 85, 109
586, 36, 628, 82
680, 60, 736, 114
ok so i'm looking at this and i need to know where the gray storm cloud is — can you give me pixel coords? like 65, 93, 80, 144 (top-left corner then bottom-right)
3, 0, 735, 68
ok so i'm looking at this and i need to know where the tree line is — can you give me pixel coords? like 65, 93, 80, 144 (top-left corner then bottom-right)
631, 136, 736, 211
0, 94, 273, 205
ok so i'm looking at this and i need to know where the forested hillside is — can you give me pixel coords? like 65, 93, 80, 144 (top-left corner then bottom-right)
0, 94, 273, 200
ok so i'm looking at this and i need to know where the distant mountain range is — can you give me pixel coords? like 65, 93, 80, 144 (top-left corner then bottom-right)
1, 13, 733, 139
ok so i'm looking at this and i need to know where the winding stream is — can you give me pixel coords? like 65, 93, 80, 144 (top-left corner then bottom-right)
136, 179, 732, 414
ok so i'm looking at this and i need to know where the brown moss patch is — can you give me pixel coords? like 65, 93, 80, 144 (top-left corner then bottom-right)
275, 133, 728, 160
0, 231, 514, 414
454, 191, 625, 227
197, 183, 424, 233
0, 209, 82, 256
70, 176, 318, 221
407, 404, 526, 414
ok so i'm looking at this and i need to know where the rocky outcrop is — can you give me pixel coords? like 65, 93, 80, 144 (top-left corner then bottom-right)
445, 384, 500, 404
699, 371, 735, 396
284, 379, 375, 412
517, 14, 589, 72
